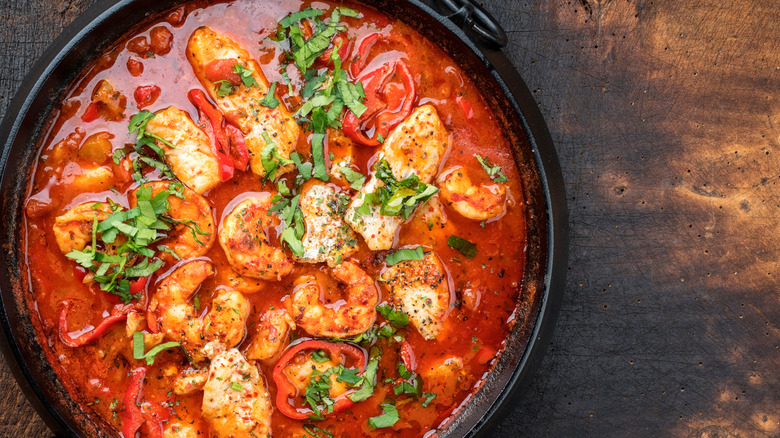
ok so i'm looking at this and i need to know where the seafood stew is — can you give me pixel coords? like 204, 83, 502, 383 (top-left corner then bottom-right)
21, 0, 531, 436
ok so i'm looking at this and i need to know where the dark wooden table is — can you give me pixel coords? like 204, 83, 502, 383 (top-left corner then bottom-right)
2, 0, 779, 436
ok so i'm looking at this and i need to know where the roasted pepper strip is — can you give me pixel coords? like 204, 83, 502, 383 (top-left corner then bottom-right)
273, 340, 366, 420
343, 60, 416, 146
122, 368, 147, 438
188, 89, 234, 181
121, 367, 164, 438
349, 32, 412, 78
58, 303, 129, 348
188, 89, 250, 176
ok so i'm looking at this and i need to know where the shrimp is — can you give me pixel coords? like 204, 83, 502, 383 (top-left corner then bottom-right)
187, 27, 301, 179
289, 260, 378, 338
245, 309, 295, 361
381, 252, 451, 340
150, 260, 249, 362
345, 104, 449, 250
296, 184, 358, 266
130, 182, 215, 262
218, 195, 293, 280
144, 106, 222, 194
438, 167, 506, 221
53, 202, 114, 254
214, 267, 266, 294
202, 348, 272, 438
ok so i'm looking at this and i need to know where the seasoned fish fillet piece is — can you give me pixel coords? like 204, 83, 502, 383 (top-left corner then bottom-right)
187, 26, 300, 178
345, 104, 449, 250
380, 252, 451, 340
145, 106, 222, 194
202, 349, 272, 438
296, 184, 358, 266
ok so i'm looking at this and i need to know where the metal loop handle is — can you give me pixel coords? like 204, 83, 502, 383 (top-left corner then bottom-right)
434, 0, 508, 48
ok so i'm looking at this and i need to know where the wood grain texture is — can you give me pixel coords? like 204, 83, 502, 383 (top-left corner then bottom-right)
2, 0, 780, 436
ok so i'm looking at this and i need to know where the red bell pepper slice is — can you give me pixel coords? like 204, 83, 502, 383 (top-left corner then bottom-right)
121, 367, 165, 438
349, 32, 412, 78
58, 303, 129, 348
400, 340, 417, 372
342, 60, 416, 146
456, 95, 474, 120
122, 368, 147, 438
187, 89, 234, 181
272, 340, 366, 420
225, 124, 250, 171
81, 102, 100, 123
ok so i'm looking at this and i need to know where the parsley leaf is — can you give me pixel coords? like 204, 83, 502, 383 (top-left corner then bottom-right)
447, 235, 477, 259
475, 154, 508, 183
376, 304, 410, 327
233, 63, 258, 88
311, 350, 330, 363
340, 167, 365, 189
259, 81, 281, 109
348, 348, 380, 402
385, 246, 424, 266
368, 403, 400, 429
214, 79, 235, 97
133, 332, 181, 365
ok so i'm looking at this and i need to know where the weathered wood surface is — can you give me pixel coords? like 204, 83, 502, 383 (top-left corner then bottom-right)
2, 0, 780, 436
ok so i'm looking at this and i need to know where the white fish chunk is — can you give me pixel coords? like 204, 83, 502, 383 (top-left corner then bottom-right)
381, 252, 451, 340
145, 106, 222, 194
345, 104, 449, 250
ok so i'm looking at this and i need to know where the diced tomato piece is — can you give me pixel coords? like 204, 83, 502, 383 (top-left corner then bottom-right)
149, 26, 173, 56
126, 57, 144, 77
134, 85, 161, 109
204, 58, 242, 85
80, 102, 100, 123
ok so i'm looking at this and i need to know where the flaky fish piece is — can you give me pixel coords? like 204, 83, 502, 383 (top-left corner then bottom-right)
296, 183, 358, 266
187, 26, 300, 178
345, 104, 449, 250
380, 251, 451, 340
145, 106, 222, 194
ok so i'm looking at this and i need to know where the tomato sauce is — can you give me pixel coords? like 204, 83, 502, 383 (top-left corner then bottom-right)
22, 1, 529, 436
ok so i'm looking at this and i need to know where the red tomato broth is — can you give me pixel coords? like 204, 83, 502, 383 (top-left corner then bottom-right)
22, 0, 529, 436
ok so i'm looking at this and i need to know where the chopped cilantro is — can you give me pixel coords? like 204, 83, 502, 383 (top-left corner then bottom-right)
376, 304, 409, 327
422, 392, 437, 407
259, 81, 281, 109
361, 159, 439, 219
133, 332, 181, 365
311, 350, 330, 363
348, 348, 380, 402
233, 63, 258, 88
368, 403, 400, 429
475, 154, 508, 183
214, 79, 235, 97
385, 246, 424, 266
340, 167, 365, 189
447, 235, 477, 259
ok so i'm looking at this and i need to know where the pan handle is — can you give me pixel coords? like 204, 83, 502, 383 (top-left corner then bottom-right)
433, 0, 508, 48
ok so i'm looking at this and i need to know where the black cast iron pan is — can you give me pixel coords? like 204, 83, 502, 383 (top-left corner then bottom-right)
0, 0, 568, 436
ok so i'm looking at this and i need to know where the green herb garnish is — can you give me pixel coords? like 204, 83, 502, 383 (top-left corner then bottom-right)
447, 235, 477, 259
385, 246, 424, 266
475, 154, 508, 183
